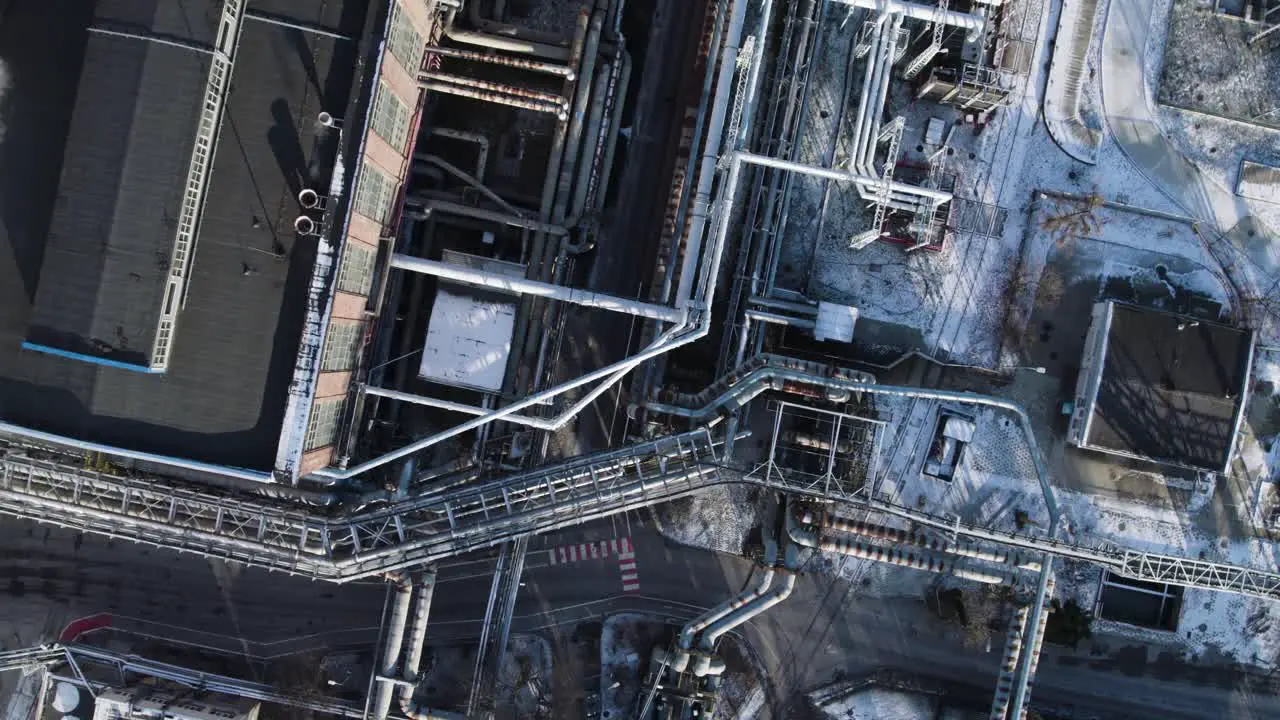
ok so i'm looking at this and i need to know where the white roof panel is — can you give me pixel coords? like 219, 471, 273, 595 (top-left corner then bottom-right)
419, 284, 516, 392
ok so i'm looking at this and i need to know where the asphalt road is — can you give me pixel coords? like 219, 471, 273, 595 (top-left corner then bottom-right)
4, 511, 1280, 718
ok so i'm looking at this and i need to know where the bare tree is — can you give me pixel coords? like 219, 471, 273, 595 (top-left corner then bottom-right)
1040, 191, 1106, 245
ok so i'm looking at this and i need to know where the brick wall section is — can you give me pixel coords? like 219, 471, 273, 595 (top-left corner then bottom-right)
301, 0, 433, 474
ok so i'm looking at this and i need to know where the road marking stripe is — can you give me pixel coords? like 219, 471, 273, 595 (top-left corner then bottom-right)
617, 552, 635, 561
569, 545, 578, 562
622, 582, 641, 591
619, 561, 637, 571
589, 544, 599, 559
621, 572, 639, 581
610, 538, 619, 553
621, 537, 633, 554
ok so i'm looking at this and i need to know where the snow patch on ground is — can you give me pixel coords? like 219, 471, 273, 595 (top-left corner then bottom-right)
812, 687, 935, 720
600, 614, 667, 720
654, 484, 762, 555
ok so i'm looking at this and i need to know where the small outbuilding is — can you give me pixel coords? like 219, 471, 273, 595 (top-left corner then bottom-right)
1066, 301, 1255, 474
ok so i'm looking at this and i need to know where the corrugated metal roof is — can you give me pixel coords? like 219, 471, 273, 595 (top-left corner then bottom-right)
0, 0, 370, 469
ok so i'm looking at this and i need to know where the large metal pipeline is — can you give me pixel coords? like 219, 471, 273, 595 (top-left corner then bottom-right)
675, 0, 751, 309
691, 573, 797, 676
441, 27, 572, 62
1012, 574, 1055, 719
569, 61, 612, 226
397, 571, 465, 720
425, 127, 490, 180
670, 570, 774, 672
419, 71, 568, 108
419, 80, 568, 119
851, 12, 893, 177
860, 14, 904, 177
426, 45, 575, 79
390, 254, 686, 322
370, 575, 413, 720
413, 154, 523, 216
833, 0, 986, 30
591, 50, 631, 213
819, 535, 1010, 585
403, 197, 568, 235
551, 4, 605, 226
990, 605, 1031, 720
819, 514, 1042, 570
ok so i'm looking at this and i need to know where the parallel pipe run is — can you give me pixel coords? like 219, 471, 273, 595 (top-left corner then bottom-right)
370, 575, 413, 720
989, 606, 1032, 720
419, 71, 570, 108
696, 572, 796, 658
675, 0, 751, 309
833, 0, 986, 30
389, 255, 686, 322
441, 27, 572, 62
817, 536, 1009, 585
1013, 573, 1056, 720
822, 514, 1042, 571
419, 81, 568, 120
744, 308, 816, 329
361, 386, 557, 430
676, 570, 776, 657
426, 45, 576, 80
403, 198, 568, 235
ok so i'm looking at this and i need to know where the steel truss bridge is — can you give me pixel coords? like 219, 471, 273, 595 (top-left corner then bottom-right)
3, 428, 1280, 601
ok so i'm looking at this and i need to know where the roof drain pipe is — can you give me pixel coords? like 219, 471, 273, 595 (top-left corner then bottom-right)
692, 572, 796, 676
670, 535, 779, 672
370, 574, 413, 720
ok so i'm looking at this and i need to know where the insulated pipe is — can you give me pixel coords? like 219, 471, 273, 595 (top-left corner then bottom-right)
832, 0, 986, 30
396, 571, 466, 720
744, 308, 816, 329
592, 50, 631, 212
750, 296, 818, 314
552, 6, 605, 226
419, 71, 569, 108
819, 536, 1009, 585
822, 514, 1042, 571
426, 45, 575, 79
570, 61, 612, 225
428, 128, 490, 181
414, 154, 524, 216
419, 81, 568, 119
403, 197, 568, 235
990, 605, 1031, 720
0, 421, 275, 485
390, 254, 686, 322
361, 385, 558, 430
693, 573, 796, 675
671, 570, 774, 672
860, 14, 904, 177
441, 28, 572, 62
851, 10, 891, 177
738, 151, 952, 200
674, 0, 750, 309
1012, 573, 1056, 720
678, 569, 775, 651
370, 575, 413, 720
467, 0, 568, 47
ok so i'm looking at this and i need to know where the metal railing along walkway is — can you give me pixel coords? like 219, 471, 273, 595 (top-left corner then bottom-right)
3, 419, 1280, 599
0, 431, 725, 582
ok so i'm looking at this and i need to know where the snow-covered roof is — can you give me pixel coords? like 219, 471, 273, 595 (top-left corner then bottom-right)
418, 252, 522, 392
1237, 160, 1280, 205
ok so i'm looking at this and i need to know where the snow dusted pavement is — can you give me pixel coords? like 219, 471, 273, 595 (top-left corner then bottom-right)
1099, 0, 1244, 230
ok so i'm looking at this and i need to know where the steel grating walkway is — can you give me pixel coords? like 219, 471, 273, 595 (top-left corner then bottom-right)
0, 431, 727, 581
3, 429, 1280, 599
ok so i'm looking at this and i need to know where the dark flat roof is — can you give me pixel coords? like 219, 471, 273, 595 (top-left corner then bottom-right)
25, 1, 220, 367
0, 0, 368, 469
1087, 302, 1253, 472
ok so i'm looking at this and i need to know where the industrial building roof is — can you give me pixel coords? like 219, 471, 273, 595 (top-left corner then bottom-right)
1084, 302, 1254, 473
0, 0, 370, 469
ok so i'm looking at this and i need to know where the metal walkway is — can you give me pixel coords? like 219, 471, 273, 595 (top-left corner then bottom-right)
3, 418, 1280, 599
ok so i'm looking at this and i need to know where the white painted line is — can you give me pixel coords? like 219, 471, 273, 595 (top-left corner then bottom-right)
622, 582, 641, 592
599, 540, 610, 557
609, 538, 619, 554
569, 545, 578, 562
621, 572, 640, 582
589, 544, 599, 559
621, 537, 633, 554
617, 552, 635, 561
619, 561, 637, 571
558, 547, 567, 564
